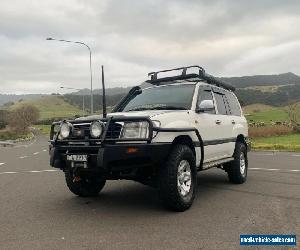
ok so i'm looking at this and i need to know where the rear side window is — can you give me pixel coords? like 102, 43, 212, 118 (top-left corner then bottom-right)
225, 92, 241, 116
214, 92, 229, 115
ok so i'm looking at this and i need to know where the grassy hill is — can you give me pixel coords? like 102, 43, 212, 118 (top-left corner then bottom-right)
243, 84, 294, 93
10, 95, 82, 120
243, 104, 274, 114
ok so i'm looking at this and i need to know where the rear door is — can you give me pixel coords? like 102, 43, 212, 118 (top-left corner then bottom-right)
224, 91, 246, 153
211, 88, 235, 157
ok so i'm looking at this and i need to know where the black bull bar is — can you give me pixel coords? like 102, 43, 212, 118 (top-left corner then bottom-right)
50, 116, 154, 144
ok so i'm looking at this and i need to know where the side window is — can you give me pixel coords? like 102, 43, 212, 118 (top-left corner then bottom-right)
214, 92, 229, 115
197, 87, 216, 114
225, 92, 241, 116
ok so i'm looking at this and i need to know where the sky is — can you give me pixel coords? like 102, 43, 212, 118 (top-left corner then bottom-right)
0, 0, 300, 94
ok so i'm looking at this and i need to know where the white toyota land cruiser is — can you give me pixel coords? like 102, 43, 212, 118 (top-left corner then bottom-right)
49, 66, 250, 211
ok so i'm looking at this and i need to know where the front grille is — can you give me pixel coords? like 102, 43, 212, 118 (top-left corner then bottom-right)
106, 122, 123, 139
70, 122, 122, 140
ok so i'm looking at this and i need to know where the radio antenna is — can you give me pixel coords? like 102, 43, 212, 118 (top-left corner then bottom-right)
101, 65, 107, 118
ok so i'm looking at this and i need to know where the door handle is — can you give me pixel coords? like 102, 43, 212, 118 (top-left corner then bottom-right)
232, 120, 236, 124
215, 120, 221, 125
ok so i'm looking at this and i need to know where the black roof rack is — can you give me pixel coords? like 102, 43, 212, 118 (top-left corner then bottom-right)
146, 65, 235, 91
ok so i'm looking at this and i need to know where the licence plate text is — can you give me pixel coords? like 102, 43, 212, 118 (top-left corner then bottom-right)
67, 155, 88, 162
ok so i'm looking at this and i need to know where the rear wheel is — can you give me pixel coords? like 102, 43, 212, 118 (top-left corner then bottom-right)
224, 142, 248, 184
65, 169, 106, 197
158, 144, 197, 212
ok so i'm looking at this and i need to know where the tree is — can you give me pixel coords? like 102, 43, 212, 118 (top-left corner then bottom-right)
0, 110, 10, 129
3, 101, 14, 108
9, 104, 40, 133
287, 102, 300, 132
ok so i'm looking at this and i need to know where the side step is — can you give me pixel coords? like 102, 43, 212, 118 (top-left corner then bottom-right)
201, 157, 234, 170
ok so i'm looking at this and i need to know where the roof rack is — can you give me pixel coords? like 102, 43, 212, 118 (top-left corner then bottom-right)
146, 65, 235, 91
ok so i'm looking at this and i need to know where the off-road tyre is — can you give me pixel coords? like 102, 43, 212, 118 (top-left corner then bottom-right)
65, 169, 106, 197
158, 144, 197, 212
225, 142, 248, 184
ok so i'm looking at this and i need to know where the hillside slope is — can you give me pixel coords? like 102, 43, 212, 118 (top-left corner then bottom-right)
2, 72, 300, 108
0, 94, 42, 106
10, 95, 82, 120
220, 72, 300, 88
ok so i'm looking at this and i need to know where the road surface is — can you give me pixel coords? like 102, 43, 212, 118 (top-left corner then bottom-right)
0, 135, 299, 249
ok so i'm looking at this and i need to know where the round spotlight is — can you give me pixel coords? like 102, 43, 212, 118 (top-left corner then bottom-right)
60, 122, 72, 139
90, 121, 104, 138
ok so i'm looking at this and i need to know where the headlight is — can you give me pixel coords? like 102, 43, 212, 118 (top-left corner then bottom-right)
120, 121, 149, 139
60, 122, 72, 139
90, 121, 104, 138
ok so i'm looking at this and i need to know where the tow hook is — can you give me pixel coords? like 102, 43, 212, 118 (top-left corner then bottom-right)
73, 176, 81, 183
72, 167, 81, 182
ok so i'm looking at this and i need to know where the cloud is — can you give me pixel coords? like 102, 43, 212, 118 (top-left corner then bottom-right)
0, 0, 300, 93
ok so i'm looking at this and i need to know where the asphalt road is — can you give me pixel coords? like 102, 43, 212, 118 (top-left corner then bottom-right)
0, 135, 299, 250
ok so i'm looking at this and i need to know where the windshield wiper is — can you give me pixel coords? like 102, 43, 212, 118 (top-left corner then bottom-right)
150, 106, 187, 110
126, 107, 150, 112
126, 105, 186, 112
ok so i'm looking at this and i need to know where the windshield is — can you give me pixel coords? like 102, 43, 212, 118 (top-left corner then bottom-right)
121, 84, 195, 112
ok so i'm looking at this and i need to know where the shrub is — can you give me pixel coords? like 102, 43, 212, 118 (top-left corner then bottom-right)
9, 104, 40, 133
0, 121, 6, 129
0, 110, 10, 129
293, 125, 300, 133
34, 117, 76, 125
249, 125, 292, 138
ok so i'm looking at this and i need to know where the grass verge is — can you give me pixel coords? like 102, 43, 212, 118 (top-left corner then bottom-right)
34, 125, 51, 135
0, 130, 33, 141
251, 134, 300, 151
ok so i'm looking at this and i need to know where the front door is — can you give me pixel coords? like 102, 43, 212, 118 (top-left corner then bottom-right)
193, 86, 228, 163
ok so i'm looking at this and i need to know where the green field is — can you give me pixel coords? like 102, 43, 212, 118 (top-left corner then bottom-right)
243, 103, 300, 151
10, 95, 82, 120
246, 108, 288, 123
243, 103, 300, 124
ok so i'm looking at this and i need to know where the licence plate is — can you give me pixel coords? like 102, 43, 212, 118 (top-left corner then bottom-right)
67, 155, 88, 162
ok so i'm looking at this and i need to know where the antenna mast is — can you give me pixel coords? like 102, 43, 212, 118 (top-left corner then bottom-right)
101, 65, 107, 118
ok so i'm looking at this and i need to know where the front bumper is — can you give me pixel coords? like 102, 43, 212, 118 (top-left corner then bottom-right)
50, 143, 171, 172
49, 116, 199, 174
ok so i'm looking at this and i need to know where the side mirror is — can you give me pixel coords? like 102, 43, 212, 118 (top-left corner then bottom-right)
197, 100, 215, 113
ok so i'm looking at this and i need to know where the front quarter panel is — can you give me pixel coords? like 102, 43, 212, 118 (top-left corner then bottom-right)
151, 111, 198, 143
151, 111, 202, 167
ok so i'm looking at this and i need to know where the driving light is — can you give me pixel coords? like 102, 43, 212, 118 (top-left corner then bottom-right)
60, 122, 72, 139
90, 121, 104, 138
120, 121, 149, 139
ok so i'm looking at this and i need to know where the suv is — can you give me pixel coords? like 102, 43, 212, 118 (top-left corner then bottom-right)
49, 66, 250, 211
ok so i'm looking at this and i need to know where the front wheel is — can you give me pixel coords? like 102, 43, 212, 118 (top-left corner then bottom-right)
158, 144, 197, 212
224, 142, 248, 184
65, 169, 106, 197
